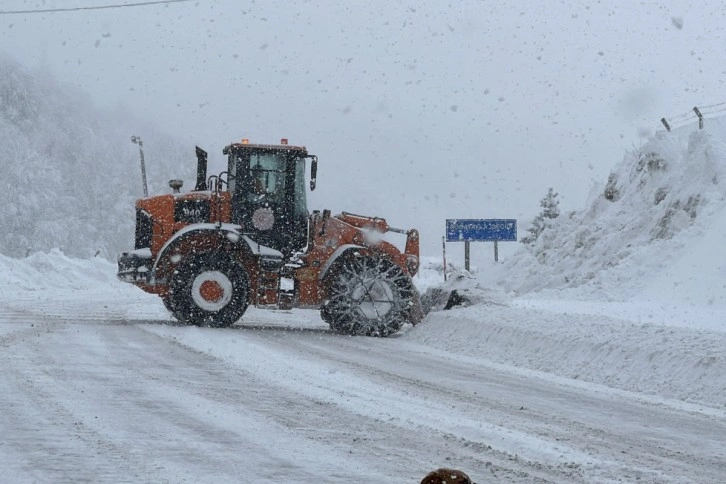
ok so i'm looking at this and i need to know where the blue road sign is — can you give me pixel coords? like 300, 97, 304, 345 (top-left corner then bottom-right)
446, 219, 517, 242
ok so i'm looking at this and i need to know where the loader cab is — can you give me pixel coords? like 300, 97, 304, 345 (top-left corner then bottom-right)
224, 141, 315, 256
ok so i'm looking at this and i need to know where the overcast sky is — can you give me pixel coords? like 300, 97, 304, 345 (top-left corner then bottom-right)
2, 0, 725, 257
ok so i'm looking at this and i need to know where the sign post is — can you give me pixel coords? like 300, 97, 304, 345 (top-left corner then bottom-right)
441, 236, 447, 281
465, 240, 470, 270
445, 219, 517, 270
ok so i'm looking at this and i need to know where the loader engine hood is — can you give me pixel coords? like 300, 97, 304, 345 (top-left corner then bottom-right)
132, 191, 222, 252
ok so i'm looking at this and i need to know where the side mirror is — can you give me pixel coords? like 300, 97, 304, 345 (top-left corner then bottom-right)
310, 155, 318, 191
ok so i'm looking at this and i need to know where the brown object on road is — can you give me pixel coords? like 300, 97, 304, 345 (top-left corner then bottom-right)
421, 467, 474, 484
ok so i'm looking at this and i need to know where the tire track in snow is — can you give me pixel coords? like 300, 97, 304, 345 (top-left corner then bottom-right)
0, 321, 173, 483
283, 333, 726, 483
142, 324, 588, 483
162, 325, 726, 483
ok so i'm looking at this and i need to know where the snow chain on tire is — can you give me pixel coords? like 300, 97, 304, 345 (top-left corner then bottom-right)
322, 255, 415, 337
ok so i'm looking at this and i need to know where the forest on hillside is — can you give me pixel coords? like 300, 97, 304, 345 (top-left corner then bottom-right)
0, 55, 193, 258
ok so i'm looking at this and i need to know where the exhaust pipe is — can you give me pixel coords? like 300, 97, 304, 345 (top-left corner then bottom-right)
131, 135, 148, 197
195, 146, 208, 191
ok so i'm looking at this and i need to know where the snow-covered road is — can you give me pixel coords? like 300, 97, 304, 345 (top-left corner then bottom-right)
1, 282, 724, 483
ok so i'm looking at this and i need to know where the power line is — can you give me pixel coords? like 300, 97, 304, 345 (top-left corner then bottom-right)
668, 103, 726, 120
0, 0, 194, 14
700, 100, 726, 110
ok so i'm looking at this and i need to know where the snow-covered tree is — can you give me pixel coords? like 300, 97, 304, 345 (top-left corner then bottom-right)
0, 55, 193, 259
540, 187, 560, 219
521, 187, 559, 245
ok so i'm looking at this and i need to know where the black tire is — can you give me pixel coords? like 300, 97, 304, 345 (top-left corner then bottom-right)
322, 255, 414, 337
168, 253, 250, 328
161, 296, 190, 324
161, 296, 175, 313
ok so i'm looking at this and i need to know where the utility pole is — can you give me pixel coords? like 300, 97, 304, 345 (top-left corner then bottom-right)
131, 135, 148, 197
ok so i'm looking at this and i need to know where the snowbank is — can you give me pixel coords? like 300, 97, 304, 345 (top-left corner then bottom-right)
0, 249, 118, 291
0, 249, 166, 322
408, 301, 726, 408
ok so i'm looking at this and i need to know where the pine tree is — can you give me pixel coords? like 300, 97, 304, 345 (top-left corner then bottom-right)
521, 188, 559, 245
540, 187, 560, 219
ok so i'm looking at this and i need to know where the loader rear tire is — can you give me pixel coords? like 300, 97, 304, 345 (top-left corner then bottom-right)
169, 253, 250, 328
322, 255, 414, 337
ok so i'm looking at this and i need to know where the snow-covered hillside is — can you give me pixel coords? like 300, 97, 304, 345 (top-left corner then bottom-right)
0, 57, 195, 259
479, 116, 726, 309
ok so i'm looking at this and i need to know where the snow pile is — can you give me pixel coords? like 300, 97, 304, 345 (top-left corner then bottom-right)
413, 248, 726, 408
0, 56, 194, 259
0, 249, 166, 322
407, 300, 726, 407
416, 257, 509, 312
0, 249, 119, 291
490, 119, 726, 302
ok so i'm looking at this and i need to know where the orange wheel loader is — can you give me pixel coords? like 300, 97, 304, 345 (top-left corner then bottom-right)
117, 139, 423, 336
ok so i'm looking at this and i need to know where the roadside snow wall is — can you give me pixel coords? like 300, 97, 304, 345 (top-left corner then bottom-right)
498, 117, 726, 300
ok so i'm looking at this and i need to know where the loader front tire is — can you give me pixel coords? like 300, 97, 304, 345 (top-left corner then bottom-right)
322, 256, 414, 337
169, 253, 250, 328
161, 295, 188, 325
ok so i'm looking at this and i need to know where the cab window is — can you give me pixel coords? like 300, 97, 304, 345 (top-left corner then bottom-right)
247, 152, 287, 203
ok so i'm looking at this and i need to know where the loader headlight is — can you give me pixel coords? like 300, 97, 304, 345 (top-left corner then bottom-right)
405, 255, 419, 276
